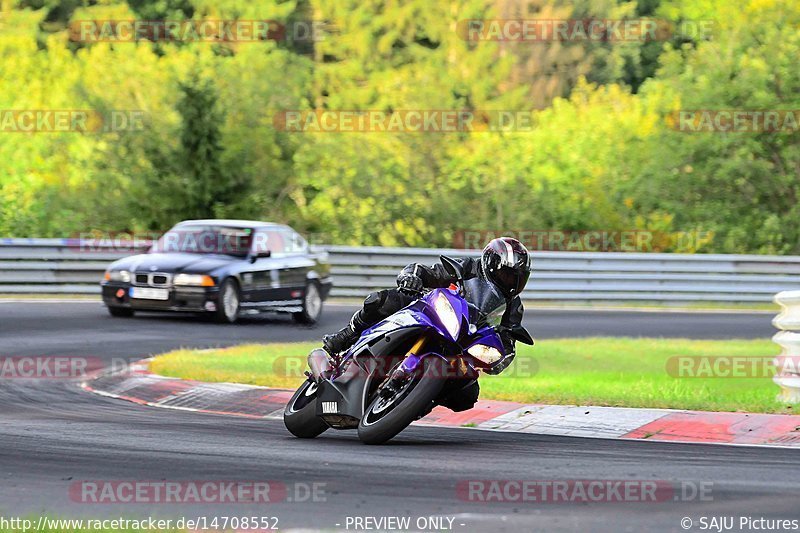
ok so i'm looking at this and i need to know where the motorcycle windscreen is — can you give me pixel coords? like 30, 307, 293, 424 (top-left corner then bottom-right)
461, 277, 506, 326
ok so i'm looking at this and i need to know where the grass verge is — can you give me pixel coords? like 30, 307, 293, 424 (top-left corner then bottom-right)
149, 338, 793, 414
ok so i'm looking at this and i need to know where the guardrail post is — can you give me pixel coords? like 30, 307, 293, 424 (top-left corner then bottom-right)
772, 291, 800, 402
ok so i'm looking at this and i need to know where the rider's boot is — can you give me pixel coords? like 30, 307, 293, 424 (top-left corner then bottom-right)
322, 312, 369, 356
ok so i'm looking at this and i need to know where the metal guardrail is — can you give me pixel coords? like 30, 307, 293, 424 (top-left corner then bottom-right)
1, 238, 800, 303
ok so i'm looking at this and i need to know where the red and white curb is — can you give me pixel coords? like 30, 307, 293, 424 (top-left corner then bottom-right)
82, 361, 800, 448
81, 359, 292, 419
468, 405, 800, 447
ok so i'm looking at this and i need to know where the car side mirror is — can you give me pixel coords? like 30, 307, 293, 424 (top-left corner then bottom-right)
440, 255, 464, 280
250, 250, 271, 263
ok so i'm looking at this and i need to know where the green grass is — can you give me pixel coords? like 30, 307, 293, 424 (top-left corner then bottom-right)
150, 338, 795, 414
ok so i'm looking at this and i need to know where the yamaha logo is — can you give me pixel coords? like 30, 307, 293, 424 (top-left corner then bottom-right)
321, 401, 338, 414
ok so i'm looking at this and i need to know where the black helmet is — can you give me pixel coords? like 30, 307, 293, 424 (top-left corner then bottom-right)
481, 237, 532, 297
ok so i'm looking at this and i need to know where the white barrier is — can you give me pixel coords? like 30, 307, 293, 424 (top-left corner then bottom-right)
772, 291, 800, 402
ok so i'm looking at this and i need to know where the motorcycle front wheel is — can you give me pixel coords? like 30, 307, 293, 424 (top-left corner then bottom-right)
284, 379, 329, 438
357, 357, 447, 445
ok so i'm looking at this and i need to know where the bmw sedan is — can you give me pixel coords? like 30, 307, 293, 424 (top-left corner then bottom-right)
100, 219, 332, 323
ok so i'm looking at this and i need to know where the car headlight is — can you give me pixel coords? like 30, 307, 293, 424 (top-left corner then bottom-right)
174, 274, 215, 287
434, 292, 460, 339
104, 270, 131, 283
467, 344, 504, 365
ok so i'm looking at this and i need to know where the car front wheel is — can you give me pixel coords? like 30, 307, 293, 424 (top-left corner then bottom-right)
293, 281, 323, 324
215, 278, 240, 323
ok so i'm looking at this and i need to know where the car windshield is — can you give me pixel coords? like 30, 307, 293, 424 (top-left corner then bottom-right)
461, 277, 507, 326
150, 225, 253, 257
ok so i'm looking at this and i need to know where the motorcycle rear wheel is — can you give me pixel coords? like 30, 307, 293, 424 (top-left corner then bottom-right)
284, 379, 329, 438
357, 357, 446, 445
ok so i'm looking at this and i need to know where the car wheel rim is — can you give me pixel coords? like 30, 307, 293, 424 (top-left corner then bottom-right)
305, 284, 322, 319
223, 283, 239, 320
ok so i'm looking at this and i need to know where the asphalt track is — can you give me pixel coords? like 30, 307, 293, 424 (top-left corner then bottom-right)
0, 301, 796, 532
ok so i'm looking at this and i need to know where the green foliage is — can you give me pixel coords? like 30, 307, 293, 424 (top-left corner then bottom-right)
133, 72, 251, 227
0, 0, 798, 254
634, 0, 800, 253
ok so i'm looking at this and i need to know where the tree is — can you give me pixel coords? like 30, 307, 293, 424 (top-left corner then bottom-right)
132, 72, 250, 228
633, 0, 800, 253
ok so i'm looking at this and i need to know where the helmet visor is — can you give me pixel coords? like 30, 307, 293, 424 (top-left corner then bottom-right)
493, 265, 530, 296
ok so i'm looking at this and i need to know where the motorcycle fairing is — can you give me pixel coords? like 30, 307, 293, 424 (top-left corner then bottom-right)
315, 362, 368, 428
317, 325, 427, 423
347, 289, 468, 358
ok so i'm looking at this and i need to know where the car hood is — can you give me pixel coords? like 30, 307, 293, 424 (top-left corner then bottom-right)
110, 253, 238, 274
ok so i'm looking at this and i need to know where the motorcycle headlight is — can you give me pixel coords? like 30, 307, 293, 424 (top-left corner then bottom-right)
434, 292, 460, 339
174, 274, 215, 287
105, 269, 131, 283
467, 344, 504, 365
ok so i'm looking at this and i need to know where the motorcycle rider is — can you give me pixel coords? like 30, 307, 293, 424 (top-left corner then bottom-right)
323, 237, 532, 376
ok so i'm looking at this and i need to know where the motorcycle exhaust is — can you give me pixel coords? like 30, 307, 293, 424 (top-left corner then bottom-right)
308, 348, 332, 380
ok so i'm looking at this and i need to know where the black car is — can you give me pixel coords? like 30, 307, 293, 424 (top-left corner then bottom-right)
100, 219, 332, 323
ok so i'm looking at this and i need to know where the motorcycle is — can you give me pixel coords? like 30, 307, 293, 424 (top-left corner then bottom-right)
283, 256, 534, 444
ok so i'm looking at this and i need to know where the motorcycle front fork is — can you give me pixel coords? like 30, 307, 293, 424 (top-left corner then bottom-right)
379, 336, 427, 398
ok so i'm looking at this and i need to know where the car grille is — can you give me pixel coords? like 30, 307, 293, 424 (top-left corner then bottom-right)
134, 272, 172, 287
